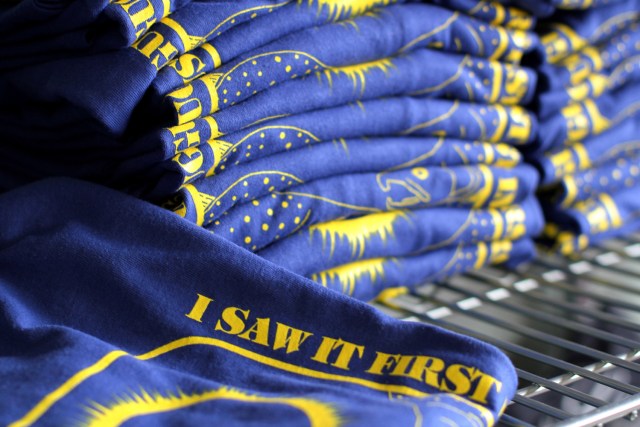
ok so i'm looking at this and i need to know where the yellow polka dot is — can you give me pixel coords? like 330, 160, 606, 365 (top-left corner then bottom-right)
285, 65, 292, 72
279, 132, 286, 139
252, 200, 260, 206
304, 60, 309, 65
268, 186, 275, 191
252, 60, 257, 65
251, 13, 257, 18
275, 56, 282, 63
279, 223, 285, 230
244, 216, 251, 223
294, 217, 300, 224
246, 153, 251, 157
297, 203, 302, 209
294, 54, 299, 59
230, 227, 234, 233
246, 81, 252, 87
216, 201, 221, 206
244, 236, 252, 244
227, 76, 232, 81
270, 81, 276, 86
297, 132, 302, 137
285, 142, 292, 149
281, 176, 286, 181
244, 193, 249, 198
214, 221, 220, 225
258, 71, 263, 76
243, 72, 248, 77
267, 208, 274, 216
223, 89, 228, 94
259, 144, 264, 149
243, 181, 248, 187
236, 91, 241, 96
263, 177, 270, 184
260, 133, 265, 138
262, 224, 269, 231
232, 195, 237, 201
282, 201, 289, 208
223, 99, 228, 104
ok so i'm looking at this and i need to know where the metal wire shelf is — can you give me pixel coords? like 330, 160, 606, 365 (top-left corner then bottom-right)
371, 234, 640, 427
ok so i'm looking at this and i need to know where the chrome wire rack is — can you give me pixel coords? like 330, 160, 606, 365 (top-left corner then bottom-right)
371, 234, 640, 427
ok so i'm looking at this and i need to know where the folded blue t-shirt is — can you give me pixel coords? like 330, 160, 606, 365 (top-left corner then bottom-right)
537, 22, 640, 94
551, 155, 640, 207
535, 113, 640, 185
428, 0, 536, 28
165, 48, 536, 141
151, 2, 537, 98
309, 238, 536, 300
187, 164, 539, 251
537, 0, 640, 63
533, 79, 640, 154
159, 3, 538, 126
542, 184, 640, 253
259, 195, 543, 277
126, 96, 537, 198
0, 178, 517, 427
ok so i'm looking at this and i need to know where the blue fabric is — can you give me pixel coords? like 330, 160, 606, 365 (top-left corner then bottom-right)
0, 0, 191, 70
189, 163, 538, 249
0, 0, 298, 139
533, 80, 640, 154
542, 184, 640, 253
153, 136, 522, 202
150, 2, 537, 99
0, 178, 517, 427
535, 114, 640, 185
163, 49, 536, 139
537, 0, 640, 63
259, 195, 543, 278
308, 238, 536, 300
125, 96, 537, 199
158, 4, 538, 127
538, 23, 640, 94
551, 155, 640, 207
427, 0, 536, 28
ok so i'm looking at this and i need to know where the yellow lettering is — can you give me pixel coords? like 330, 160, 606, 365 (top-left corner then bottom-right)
441, 364, 473, 395
185, 293, 214, 323
505, 106, 532, 143
169, 53, 207, 81
169, 84, 203, 124
215, 307, 249, 335
365, 352, 400, 375
133, 30, 179, 70
407, 356, 445, 389
169, 121, 202, 153
469, 372, 503, 404
273, 323, 313, 354
311, 337, 365, 371
238, 317, 271, 347
492, 177, 518, 207
115, 0, 157, 38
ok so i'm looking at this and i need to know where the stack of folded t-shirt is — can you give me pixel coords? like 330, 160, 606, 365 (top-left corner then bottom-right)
524, 0, 640, 254
134, 1, 545, 301
0, 0, 545, 301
